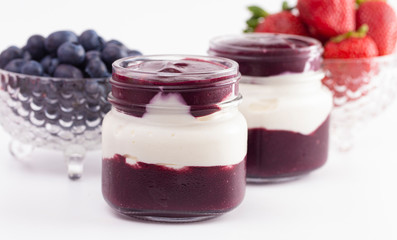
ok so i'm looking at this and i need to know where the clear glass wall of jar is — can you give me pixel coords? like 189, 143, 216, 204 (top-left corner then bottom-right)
209, 34, 332, 183
102, 55, 247, 222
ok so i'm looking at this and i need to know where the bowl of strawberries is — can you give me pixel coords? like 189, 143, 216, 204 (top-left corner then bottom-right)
245, 0, 397, 150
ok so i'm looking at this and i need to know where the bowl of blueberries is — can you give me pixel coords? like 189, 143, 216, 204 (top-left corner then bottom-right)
0, 29, 141, 179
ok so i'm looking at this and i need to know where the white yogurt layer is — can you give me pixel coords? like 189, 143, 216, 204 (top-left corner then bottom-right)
239, 71, 333, 135
102, 93, 247, 167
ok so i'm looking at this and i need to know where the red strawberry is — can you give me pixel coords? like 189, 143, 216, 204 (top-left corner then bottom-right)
357, 1, 397, 55
254, 11, 309, 36
324, 27, 379, 59
297, 0, 356, 40
322, 25, 379, 104
244, 3, 308, 36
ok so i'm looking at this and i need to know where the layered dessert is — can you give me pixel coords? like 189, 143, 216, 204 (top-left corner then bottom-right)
209, 34, 332, 182
102, 56, 247, 221
239, 74, 332, 181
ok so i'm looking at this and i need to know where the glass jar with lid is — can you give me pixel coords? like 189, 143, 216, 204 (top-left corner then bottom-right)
102, 55, 247, 222
209, 33, 332, 183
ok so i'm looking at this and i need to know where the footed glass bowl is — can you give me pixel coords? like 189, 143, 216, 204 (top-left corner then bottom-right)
0, 69, 111, 179
322, 53, 397, 151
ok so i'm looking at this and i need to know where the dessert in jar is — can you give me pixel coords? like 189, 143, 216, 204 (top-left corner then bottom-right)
208, 33, 333, 183
102, 55, 247, 222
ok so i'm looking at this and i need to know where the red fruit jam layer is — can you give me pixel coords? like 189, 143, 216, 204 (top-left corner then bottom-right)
247, 117, 330, 180
102, 154, 246, 217
209, 34, 322, 77
110, 58, 238, 118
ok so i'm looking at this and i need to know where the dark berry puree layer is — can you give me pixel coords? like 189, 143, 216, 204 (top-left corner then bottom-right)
209, 34, 322, 77
247, 117, 330, 180
110, 58, 239, 118
102, 154, 246, 216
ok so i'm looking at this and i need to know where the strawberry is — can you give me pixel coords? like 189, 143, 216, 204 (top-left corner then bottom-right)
357, 1, 397, 55
244, 3, 309, 36
297, 0, 356, 40
253, 11, 309, 36
324, 25, 379, 59
322, 25, 379, 104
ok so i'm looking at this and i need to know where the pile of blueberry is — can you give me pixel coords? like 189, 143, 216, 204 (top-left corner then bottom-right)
0, 29, 141, 78
0, 30, 142, 139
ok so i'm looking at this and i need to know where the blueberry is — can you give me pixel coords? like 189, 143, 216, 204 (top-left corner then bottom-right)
85, 81, 99, 94
45, 30, 78, 53
40, 56, 51, 71
61, 80, 83, 92
4, 59, 27, 73
85, 58, 109, 78
41, 56, 59, 75
101, 43, 128, 67
26, 35, 47, 60
104, 40, 129, 53
57, 42, 85, 65
21, 60, 44, 76
79, 30, 105, 51
85, 50, 101, 61
40, 55, 52, 66
105, 39, 124, 48
54, 64, 83, 79
48, 58, 59, 75
22, 47, 32, 60
0, 46, 23, 68
127, 49, 142, 57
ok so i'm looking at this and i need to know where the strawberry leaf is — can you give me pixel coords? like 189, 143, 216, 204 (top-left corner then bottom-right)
246, 17, 259, 28
331, 24, 369, 43
282, 1, 294, 11
248, 6, 269, 18
244, 6, 269, 33
244, 17, 259, 33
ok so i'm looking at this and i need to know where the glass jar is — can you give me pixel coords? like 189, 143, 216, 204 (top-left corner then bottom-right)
209, 33, 332, 183
102, 55, 247, 222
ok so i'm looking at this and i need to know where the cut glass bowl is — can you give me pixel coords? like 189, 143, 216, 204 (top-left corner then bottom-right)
322, 53, 397, 151
0, 69, 111, 179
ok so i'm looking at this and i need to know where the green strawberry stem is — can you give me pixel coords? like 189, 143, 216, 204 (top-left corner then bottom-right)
244, 6, 268, 33
356, 0, 365, 5
331, 24, 369, 43
282, 1, 294, 11
244, 2, 296, 33
356, 0, 386, 6
248, 6, 269, 18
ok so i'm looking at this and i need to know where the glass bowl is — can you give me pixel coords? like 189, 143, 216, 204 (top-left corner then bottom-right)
0, 69, 111, 179
322, 53, 397, 151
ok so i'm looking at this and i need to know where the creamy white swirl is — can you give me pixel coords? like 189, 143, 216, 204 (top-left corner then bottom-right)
102, 93, 247, 167
239, 71, 333, 135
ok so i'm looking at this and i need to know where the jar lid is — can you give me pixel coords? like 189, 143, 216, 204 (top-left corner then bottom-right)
208, 33, 323, 77
112, 55, 239, 86
109, 55, 241, 118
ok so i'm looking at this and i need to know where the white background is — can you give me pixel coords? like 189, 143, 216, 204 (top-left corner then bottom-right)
1, 0, 397, 239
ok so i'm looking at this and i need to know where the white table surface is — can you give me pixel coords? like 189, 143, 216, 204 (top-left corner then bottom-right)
1, 1, 397, 239
1, 100, 396, 240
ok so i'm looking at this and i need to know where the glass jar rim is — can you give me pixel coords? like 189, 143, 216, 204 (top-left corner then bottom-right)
108, 92, 243, 114
112, 54, 240, 85
208, 33, 323, 58
240, 70, 325, 85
